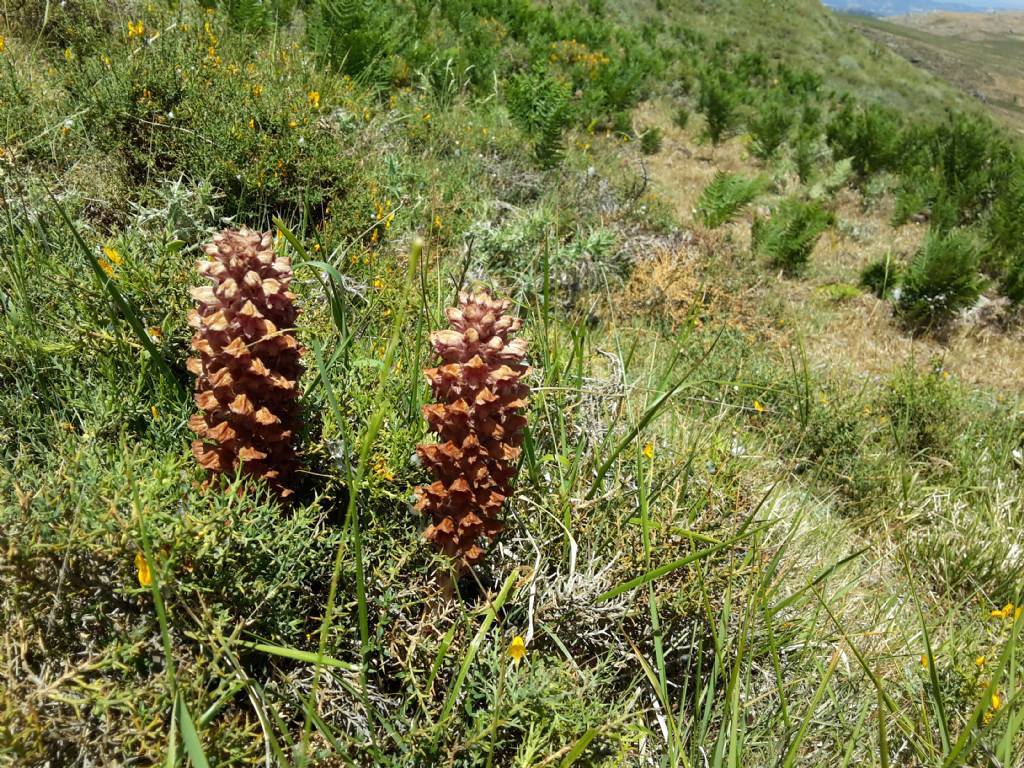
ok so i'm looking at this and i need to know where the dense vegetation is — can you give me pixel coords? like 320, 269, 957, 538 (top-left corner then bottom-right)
2, 0, 1023, 765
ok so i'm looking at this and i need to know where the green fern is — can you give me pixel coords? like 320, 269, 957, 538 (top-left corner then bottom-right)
306, 0, 385, 79
696, 172, 766, 229
752, 198, 833, 276
897, 230, 984, 332
507, 69, 571, 169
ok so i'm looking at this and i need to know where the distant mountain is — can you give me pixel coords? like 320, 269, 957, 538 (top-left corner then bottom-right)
822, 0, 1024, 15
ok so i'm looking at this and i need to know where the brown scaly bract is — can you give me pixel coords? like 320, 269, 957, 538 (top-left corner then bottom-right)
187, 228, 303, 498
416, 290, 529, 571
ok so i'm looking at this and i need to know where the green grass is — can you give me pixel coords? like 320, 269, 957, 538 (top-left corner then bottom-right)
3, 1, 1024, 766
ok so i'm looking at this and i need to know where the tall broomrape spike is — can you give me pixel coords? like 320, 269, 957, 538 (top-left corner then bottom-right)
187, 228, 303, 499
416, 290, 530, 572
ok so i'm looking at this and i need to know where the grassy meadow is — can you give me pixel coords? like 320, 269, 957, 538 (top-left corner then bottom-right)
2, 0, 1024, 765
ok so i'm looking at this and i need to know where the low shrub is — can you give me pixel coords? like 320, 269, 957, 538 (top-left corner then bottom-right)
696, 172, 765, 228
860, 254, 901, 298
748, 100, 792, 160
640, 126, 663, 154
752, 198, 833, 276
896, 230, 984, 332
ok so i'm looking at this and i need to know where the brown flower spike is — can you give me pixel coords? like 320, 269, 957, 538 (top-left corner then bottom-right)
416, 290, 529, 571
187, 228, 303, 498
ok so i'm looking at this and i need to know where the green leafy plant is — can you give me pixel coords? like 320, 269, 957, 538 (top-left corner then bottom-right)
696, 171, 766, 228
860, 253, 901, 298
825, 101, 904, 178
673, 105, 690, 129
640, 126, 662, 155
507, 68, 571, 168
698, 68, 739, 145
752, 198, 833, 276
897, 230, 984, 332
748, 100, 792, 160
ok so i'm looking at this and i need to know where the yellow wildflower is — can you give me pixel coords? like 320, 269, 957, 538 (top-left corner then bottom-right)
64, 47, 74, 63
433, 215, 442, 230
248, 117, 255, 130
920, 654, 928, 670
150, 405, 160, 421
288, 120, 298, 129
992, 602, 1015, 619
0, 36, 6, 54
103, 246, 123, 266
753, 399, 765, 414
308, 90, 321, 109
372, 454, 394, 481
127, 20, 145, 39
422, 112, 431, 122
509, 635, 526, 665
252, 84, 263, 97
147, 326, 162, 341
135, 551, 152, 587
976, 655, 986, 667
642, 443, 654, 460
372, 278, 385, 290
992, 692, 1002, 711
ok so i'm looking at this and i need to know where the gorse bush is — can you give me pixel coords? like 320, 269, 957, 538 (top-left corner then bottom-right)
752, 198, 833, 276
897, 230, 984, 332
696, 171, 766, 228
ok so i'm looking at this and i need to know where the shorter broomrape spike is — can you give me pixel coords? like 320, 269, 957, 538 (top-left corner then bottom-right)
415, 290, 530, 574
188, 227, 303, 499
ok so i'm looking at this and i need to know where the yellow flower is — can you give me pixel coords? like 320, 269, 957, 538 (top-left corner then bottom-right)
433, 215, 442, 230
976, 655, 986, 667
509, 635, 526, 665
372, 278, 385, 290
252, 84, 263, 97
920, 654, 928, 670
372, 454, 394, 481
147, 325, 162, 341
135, 551, 152, 587
308, 90, 321, 109
0, 36, 6, 54
127, 20, 145, 39
288, 120, 298, 129
64, 47, 74, 63
753, 399, 765, 414
642, 443, 654, 460
422, 112, 431, 122
103, 246, 123, 266
248, 117, 255, 130
992, 602, 1015, 619
992, 692, 1002, 711
99, 258, 116, 277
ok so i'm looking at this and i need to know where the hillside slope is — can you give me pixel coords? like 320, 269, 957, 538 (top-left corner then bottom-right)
844, 10, 1024, 131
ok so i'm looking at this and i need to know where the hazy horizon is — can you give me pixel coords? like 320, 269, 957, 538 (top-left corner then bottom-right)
823, 0, 1024, 11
